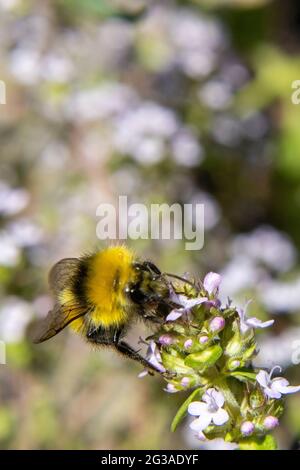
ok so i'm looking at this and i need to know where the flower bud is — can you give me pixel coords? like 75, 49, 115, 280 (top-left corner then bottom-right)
185, 345, 223, 369
199, 335, 209, 344
203, 272, 221, 295
263, 416, 279, 430
241, 421, 255, 436
181, 377, 190, 387
184, 339, 193, 349
159, 334, 174, 346
164, 383, 178, 393
209, 316, 225, 332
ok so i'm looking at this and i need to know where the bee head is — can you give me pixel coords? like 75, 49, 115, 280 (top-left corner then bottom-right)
125, 261, 170, 317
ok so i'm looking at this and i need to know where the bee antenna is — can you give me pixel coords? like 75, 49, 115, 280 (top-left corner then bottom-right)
164, 272, 196, 288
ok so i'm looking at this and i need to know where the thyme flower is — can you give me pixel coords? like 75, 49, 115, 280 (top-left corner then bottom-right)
237, 300, 274, 334
142, 271, 300, 449
256, 366, 300, 399
188, 389, 229, 433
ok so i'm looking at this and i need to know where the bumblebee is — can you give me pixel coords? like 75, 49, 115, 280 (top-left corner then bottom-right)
33, 246, 175, 374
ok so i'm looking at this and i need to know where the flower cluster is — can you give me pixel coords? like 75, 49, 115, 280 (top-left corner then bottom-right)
141, 272, 300, 449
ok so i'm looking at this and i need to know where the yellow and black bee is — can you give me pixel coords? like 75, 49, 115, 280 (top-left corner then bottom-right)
33, 246, 178, 374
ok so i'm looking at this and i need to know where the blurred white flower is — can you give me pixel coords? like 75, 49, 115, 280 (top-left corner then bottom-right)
97, 19, 134, 67
9, 47, 41, 85
0, 297, 33, 343
231, 226, 296, 273
180, 50, 217, 78
242, 112, 269, 140
188, 191, 221, 231
0, 182, 30, 216
133, 137, 165, 165
114, 102, 178, 164
8, 219, 43, 247
212, 115, 242, 147
41, 54, 74, 83
0, 0, 19, 10
199, 80, 232, 110
40, 142, 70, 170
140, 6, 225, 78
220, 255, 265, 300
254, 327, 300, 369
171, 130, 203, 167
66, 84, 137, 123
0, 232, 20, 267
219, 62, 249, 88
259, 277, 300, 313
170, 10, 225, 78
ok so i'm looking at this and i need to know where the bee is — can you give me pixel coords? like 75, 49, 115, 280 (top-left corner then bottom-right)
33, 246, 178, 375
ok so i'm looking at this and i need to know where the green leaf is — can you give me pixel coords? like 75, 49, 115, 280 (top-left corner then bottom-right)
229, 369, 257, 383
161, 351, 194, 375
170, 388, 202, 433
184, 345, 223, 369
238, 434, 277, 450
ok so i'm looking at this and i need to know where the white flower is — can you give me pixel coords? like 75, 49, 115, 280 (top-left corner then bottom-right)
166, 293, 207, 321
138, 341, 165, 377
164, 383, 179, 394
237, 300, 274, 334
203, 272, 221, 295
256, 366, 300, 399
188, 388, 229, 432
0, 181, 30, 216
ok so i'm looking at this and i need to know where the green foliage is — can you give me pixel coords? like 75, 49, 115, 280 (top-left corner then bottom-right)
238, 434, 277, 450
171, 388, 202, 433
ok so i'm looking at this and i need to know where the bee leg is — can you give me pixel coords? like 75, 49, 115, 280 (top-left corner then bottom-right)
88, 327, 163, 376
111, 329, 161, 375
114, 339, 164, 376
116, 341, 176, 379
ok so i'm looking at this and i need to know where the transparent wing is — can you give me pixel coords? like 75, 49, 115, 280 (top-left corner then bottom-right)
32, 302, 88, 343
48, 258, 81, 294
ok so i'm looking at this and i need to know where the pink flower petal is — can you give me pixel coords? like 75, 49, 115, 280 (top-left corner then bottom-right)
211, 390, 225, 408
246, 317, 274, 329
203, 272, 221, 294
271, 378, 289, 392
273, 380, 300, 395
256, 370, 269, 388
264, 386, 281, 399
190, 412, 212, 431
188, 401, 207, 416
166, 310, 183, 321
138, 370, 148, 378
212, 408, 229, 426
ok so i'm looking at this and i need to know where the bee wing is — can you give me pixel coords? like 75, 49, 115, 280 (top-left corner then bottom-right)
48, 258, 81, 294
32, 302, 88, 343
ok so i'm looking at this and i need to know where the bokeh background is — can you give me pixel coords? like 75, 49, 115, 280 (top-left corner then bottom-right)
1, 0, 300, 450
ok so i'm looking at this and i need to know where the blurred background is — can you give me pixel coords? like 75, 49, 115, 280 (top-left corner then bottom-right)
1, 0, 300, 450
